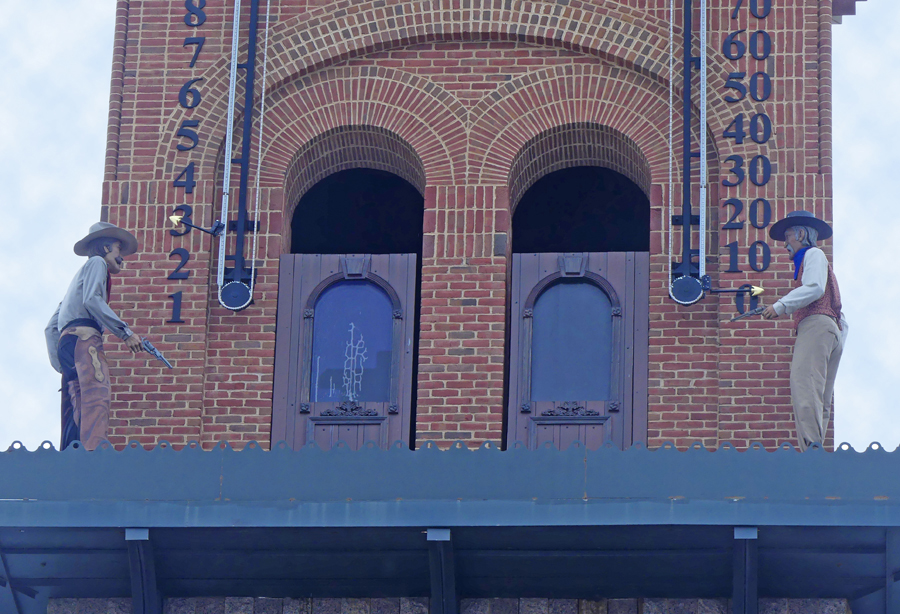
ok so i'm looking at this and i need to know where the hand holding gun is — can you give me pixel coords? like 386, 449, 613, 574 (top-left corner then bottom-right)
729, 305, 767, 323
140, 337, 173, 369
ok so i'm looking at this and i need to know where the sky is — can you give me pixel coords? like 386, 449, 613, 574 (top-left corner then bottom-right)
0, 0, 893, 452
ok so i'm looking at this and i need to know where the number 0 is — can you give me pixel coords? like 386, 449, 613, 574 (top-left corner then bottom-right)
750, 0, 772, 19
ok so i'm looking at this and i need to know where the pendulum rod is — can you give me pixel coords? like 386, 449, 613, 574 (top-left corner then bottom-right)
232, 0, 261, 287
698, 0, 708, 282
217, 0, 243, 293
670, 0, 708, 305
218, 0, 262, 311
676, 0, 697, 279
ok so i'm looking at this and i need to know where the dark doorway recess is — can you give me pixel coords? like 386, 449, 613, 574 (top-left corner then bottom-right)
291, 168, 424, 255
512, 166, 650, 254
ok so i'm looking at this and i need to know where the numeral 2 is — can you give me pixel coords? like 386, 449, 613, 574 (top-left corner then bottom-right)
168, 248, 191, 280
722, 199, 744, 230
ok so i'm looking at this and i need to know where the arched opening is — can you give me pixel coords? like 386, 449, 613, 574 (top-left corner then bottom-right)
274, 127, 427, 451
505, 123, 651, 450
512, 166, 650, 253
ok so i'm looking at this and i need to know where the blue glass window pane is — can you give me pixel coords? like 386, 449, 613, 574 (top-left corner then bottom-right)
311, 280, 393, 403
531, 280, 612, 401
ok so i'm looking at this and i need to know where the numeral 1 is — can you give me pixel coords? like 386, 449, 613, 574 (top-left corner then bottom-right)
168, 292, 185, 323
725, 241, 741, 273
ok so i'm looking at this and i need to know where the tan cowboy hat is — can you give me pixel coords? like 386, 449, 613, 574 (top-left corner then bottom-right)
73, 222, 139, 257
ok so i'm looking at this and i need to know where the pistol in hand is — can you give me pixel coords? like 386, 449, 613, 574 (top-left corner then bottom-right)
140, 337, 173, 369
729, 305, 767, 323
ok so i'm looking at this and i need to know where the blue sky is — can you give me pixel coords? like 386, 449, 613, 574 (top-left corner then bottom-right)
0, 0, 892, 451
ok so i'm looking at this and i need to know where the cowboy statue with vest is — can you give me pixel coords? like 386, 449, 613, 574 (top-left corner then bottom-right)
762, 211, 848, 451
45, 222, 145, 451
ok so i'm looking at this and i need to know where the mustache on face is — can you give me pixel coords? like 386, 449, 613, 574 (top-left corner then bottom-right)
115, 257, 124, 266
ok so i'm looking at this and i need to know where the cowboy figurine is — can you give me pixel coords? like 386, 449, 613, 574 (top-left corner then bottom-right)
45, 222, 144, 450
763, 211, 848, 451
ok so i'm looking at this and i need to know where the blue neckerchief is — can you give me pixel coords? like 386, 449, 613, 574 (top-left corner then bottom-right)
792, 247, 811, 280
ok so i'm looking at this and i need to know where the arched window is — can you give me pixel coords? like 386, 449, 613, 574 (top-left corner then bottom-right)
531, 280, 613, 402
311, 281, 394, 404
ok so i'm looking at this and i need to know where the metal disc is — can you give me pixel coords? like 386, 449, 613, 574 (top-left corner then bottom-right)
670, 275, 704, 306
220, 281, 252, 311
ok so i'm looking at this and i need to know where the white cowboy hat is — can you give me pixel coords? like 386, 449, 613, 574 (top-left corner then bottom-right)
73, 222, 139, 257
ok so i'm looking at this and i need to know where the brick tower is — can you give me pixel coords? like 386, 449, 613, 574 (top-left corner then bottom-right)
99, 0, 846, 452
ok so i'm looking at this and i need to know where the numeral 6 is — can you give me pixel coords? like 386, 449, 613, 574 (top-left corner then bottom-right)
178, 78, 203, 109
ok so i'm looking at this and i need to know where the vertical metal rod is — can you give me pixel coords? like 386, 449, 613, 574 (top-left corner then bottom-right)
698, 0, 708, 279
231, 0, 261, 284
217, 0, 243, 291
678, 0, 694, 277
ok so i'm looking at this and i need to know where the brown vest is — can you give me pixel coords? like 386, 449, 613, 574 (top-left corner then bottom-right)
793, 250, 842, 331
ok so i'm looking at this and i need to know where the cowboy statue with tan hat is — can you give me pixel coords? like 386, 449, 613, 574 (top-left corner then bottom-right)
762, 210, 849, 451
45, 222, 144, 451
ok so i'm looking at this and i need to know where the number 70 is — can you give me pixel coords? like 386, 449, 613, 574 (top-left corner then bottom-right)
732, 0, 772, 20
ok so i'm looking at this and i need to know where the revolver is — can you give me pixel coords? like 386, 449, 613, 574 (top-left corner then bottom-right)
141, 337, 173, 369
729, 305, 767, 323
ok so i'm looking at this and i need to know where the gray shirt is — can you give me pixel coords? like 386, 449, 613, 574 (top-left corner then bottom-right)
45, 256, 134, 373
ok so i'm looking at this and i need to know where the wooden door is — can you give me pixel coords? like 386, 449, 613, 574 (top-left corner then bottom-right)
272, 254, 417, 450
507, 252, 649, 450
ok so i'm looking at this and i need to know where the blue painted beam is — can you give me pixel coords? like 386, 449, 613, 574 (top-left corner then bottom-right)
1, 442, 900, 530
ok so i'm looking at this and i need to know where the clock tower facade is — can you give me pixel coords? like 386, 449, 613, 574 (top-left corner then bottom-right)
100, 0, 845, 452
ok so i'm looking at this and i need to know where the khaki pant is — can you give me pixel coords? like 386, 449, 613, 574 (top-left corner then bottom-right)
790, 314, 845, 451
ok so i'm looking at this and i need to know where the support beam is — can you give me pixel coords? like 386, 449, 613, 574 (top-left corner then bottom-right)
886, 528, 900, 614
733, 527, 758, 614
427, 529, 457, 614
0, 540, 22, 614
126, 528, 161, 614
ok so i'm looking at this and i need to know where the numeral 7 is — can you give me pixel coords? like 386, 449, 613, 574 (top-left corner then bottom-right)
183, 37, 206, 68
731, 0, 743, 20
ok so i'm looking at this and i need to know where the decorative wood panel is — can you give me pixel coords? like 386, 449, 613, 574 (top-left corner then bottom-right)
273, 254, 417, 450
508, 252, 649, 450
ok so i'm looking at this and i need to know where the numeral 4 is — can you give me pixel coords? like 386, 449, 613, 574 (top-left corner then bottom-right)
723, 115, 747, 145
173, 163, 197, 194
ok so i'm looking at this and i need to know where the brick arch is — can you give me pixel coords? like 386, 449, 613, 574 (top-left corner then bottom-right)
507, 123, 652, 209
283, 125, 427, 213
263, 0, 675, 94
212, 65, 468, 196
469, 63, 674, 188
153, 0, 757, 176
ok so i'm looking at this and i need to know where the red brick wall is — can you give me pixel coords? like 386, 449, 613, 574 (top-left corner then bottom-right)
100, 0, 834, 450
